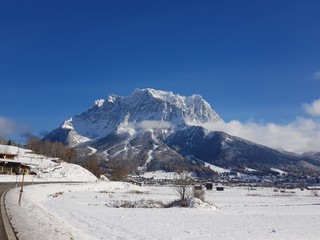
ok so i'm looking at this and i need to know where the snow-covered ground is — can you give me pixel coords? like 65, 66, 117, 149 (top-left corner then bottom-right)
0, 162, 97, 182
6, 182, 320, 240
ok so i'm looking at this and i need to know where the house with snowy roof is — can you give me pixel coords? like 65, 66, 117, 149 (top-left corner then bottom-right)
0, 144, 31, 175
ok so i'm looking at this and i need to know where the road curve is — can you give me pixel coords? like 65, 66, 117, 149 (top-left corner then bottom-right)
0, 182, 16, 240
0, 181, 93, 240
0, 181, 91, 240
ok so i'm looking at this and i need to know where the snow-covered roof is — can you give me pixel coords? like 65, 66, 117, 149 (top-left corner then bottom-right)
0, 144, 32, 155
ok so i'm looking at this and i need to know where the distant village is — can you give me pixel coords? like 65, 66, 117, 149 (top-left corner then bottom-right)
130, 171, 320, 190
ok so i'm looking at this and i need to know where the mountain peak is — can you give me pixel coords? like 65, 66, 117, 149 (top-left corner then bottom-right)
131, 88, 221, 122
131, 88, 182, 103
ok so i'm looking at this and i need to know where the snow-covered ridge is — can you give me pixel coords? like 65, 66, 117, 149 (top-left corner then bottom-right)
131, 88, 221, 123
135, 88, 187, 107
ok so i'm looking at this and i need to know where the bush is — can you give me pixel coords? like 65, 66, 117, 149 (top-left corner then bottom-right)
165, 199, 190, 208
193, 187, 205, 201
106, 199, 165, 208
165, 197, 215, 209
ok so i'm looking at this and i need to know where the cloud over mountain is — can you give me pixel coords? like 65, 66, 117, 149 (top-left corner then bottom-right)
136, 120, 172, 130
189, 117, 320, 153
187, 99, 320, 153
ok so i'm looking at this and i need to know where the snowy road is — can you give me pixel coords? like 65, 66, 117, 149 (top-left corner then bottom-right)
0, 183, 12, 240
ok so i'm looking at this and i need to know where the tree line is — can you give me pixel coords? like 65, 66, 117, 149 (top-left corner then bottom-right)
26, 136, 77, 163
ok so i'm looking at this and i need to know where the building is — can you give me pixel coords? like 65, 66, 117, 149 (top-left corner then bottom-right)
0, 145, 32, 175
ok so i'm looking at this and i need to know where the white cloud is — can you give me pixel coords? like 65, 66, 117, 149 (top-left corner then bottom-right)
0, 117, 32, 138
188, 117, 320, 154
312, 71, 320, 80
136, 120, 172, 129
303, 99, 320, 117
0, 117, 16, 136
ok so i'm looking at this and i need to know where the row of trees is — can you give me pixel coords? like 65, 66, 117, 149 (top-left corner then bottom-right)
27, 136, 77, 163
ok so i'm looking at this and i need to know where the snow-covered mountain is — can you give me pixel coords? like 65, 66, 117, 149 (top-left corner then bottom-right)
44, 88, 320, 178
45, 88, 221, 146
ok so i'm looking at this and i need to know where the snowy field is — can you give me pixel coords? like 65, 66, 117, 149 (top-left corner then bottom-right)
6, 182, 320, 240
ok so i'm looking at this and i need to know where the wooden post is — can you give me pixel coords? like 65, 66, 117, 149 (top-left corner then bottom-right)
18, 168, 25, 206
15, 174, 18, 188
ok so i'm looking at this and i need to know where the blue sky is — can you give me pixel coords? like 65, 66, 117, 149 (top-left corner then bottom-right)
0, 0, 320, 151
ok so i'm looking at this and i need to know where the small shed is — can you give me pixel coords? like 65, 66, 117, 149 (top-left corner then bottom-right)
205, 182, 213, 190
216, 186, 224, 191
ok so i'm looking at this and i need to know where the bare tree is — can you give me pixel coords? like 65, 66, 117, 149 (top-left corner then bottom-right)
173, 171, 194, 201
